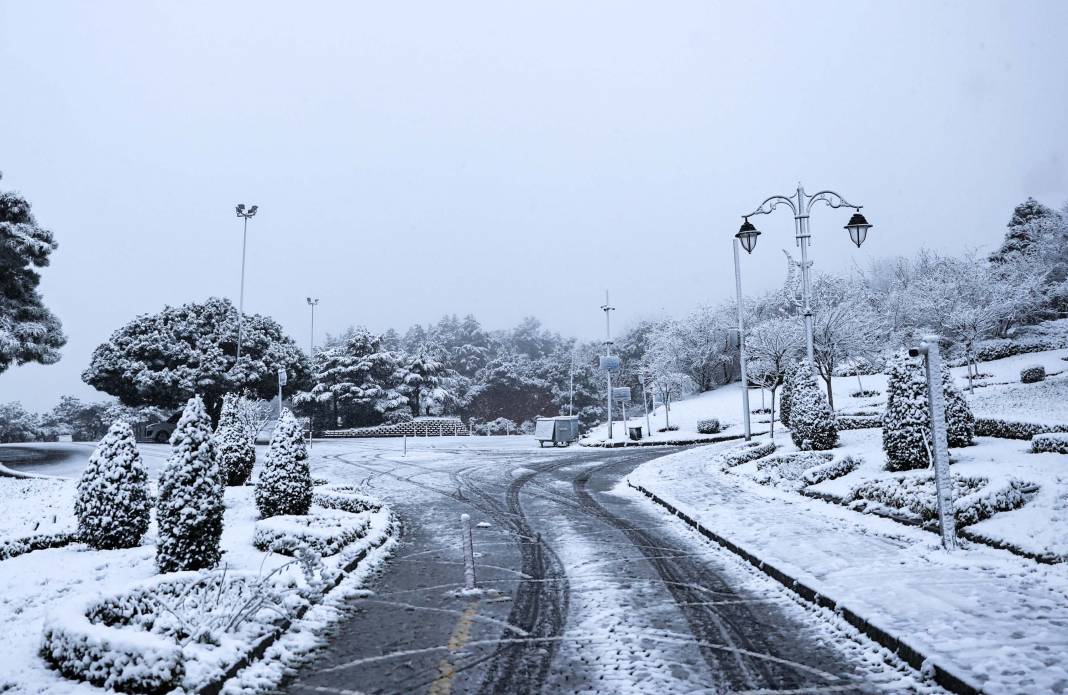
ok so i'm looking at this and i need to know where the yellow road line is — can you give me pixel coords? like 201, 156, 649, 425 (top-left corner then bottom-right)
428, 601, 480, 695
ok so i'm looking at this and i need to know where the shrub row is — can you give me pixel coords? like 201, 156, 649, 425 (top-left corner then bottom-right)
948, 337, 1062, 366
716, 440, 776, 470
1030, 432, 1068, 454
836, 414, 883, 430
974, 417, 1068, 440
848, 473, 1032, 527
313, 485, 382, 514
253, 510, 370, 557
752, 452, 834, 490
801, 455, 862, 486
0, 531, 76, 562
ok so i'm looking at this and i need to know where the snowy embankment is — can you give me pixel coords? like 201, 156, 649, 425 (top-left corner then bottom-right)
0, 479, 395, 694
623, 442, 1068, 694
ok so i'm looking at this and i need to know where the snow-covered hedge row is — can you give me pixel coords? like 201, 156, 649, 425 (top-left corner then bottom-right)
717, 440, 776, 470
1030, 432, 1068, 454
752, 452, 834, 491
321, 417, 470, 438
253, 509, 370, 557
696, 418, 722, 434
848, 473, 1032, 527
801, 455, 862, 486
948, 337, 1063, 366
836, 414, 883, 430
313, 484, 382, 514
1020, 365, 1046, 383
0, 531, 76, 561
973, 417, 1068, 440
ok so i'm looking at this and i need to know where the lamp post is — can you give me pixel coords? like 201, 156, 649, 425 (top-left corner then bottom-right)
234, 204, 259, 362
601, 291, 615, 440
732, 232, 754, 441
306, 297, 319, 448
737, 184, 872, 364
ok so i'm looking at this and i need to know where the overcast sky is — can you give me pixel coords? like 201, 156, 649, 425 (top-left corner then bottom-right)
1, 0, 1066, 411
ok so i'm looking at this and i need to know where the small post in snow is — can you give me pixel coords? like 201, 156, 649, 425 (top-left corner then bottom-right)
461, 513, 476, 590
910, 335, 958, 550
403, 434, 407, 457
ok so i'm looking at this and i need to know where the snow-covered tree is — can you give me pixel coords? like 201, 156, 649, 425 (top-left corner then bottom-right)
942, 369, 975, 448
646, 306, 736, 392
745, 317, 802, 437
215, 394, 255, 486
74, 421, 151, 550
82, 297, 309, 425
0, 175, 66, 375
255, 409, 312, 518
403, 346, 453, 416
988, 197, 1059, 263
788, 362, 838, 450
807, 276, 879, 409
156, 396, 224, 572
882, 352, 931, 471
0, 401, 43, 442
778, 362, 801, 429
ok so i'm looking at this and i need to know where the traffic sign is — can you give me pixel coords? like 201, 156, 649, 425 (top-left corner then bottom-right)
599, 356, 621, 372
277, 368, 288, 387
612, 386, 632, 402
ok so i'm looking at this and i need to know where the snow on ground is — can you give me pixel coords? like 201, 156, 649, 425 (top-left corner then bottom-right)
623, 443, 1068, 694
0, 477, 74, 538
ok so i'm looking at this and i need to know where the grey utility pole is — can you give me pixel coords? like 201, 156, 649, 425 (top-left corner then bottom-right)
306, 297, 319, 448
601, 291, 615, 440
234, 204, 259, 362
911, 335, 958, 550
733, 237, 752, 441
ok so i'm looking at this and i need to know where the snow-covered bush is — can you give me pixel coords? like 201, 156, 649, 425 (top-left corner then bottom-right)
974, 417, 1067, 440
715, 439, 776, 471
849, 389, 880, 398
848, 474, 1032, 527
752, 452, 833, 490
882, 353, 931, 471
942, 369, 975, 447
256, 409, 313, 518
778, 362, 800, 428
788, 363, 838, 450
74, 421, 151, 550
253, 509, 370, 557
657, 425, 680, 432
313, 485, 381, 513
836, 414, 883, 430
801, 455, 862, 486
696, 418, 722, 434
1020, 364, 1046, 383
156, 396, 224, 573
1031, 432, 1068, 454
471, 417, 518, 435
216, 423, 255, 486
0, 531, 76, 561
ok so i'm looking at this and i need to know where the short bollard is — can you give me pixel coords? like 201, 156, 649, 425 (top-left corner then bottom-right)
403, 435, 407, 457
461, 513, 476, 591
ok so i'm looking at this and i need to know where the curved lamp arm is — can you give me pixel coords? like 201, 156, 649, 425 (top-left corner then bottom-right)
746, 194, 797, 218
804, 190, 861, 214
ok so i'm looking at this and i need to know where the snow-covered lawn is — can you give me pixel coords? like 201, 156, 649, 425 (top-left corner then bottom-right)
0, 480, 393, 694
624, 443, 1068, 694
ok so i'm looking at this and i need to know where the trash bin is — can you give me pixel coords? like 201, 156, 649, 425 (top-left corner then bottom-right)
628, 426, 643, 441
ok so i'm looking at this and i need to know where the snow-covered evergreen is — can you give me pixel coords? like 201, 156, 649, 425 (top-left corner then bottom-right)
216, 393, 255, 486
882, 352, 931, 471
256, 409, 312, 518
778, 361, 800, 429
942, 368, 975, 447
74, 421, 151, 550
788, 362, 838, 450
156, 396, 224, 572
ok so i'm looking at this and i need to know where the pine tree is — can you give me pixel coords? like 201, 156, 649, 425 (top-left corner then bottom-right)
942, 369, 975, 448
74, 421, 151, 550
882, 352, 931, 471
156, 396, 225, 572
216, 394, 255, 485
778, 361, 800, 428
256, 409, 312, 518
788, 362, 838, 450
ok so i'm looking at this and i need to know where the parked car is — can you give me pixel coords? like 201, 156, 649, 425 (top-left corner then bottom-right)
144, 411, 181, 443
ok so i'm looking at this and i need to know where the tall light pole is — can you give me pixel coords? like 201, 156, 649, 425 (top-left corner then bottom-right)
234, 204, 259, 362
732, 235, 752, 441
306, 297, 319, 448
736, 184, 872, 365
601, 291, 615, 440
569, 350, 575, 416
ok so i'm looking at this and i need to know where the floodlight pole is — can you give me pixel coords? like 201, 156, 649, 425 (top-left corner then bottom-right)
743, 184, 865, 365
235, 204, 259, 362
306, 297, 319, 449
733, 238, 752, 441
601, 291, 615, 440
569, 351, 575, 416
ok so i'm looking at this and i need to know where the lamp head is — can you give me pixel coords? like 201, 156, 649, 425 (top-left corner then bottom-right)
735, 218, 761, 254
844, 209, 872, 248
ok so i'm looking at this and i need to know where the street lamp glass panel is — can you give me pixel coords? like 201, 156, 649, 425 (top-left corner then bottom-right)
844, 212, 872, 248
735, 219, 761, 254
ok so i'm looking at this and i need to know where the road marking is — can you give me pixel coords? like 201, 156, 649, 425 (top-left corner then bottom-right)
428, 600, 480, 695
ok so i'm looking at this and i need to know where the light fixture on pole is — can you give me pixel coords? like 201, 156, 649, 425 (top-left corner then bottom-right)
306, 297, 319, 448
234, 204, 259, 362
740, 184, 871, 365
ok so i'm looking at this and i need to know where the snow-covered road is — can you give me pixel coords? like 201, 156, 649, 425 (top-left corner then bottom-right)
281, 437, 932, 694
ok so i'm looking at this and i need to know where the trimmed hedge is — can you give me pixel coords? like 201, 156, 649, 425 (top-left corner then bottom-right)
848, 473, 1032, 527
253, 510, 370, 557
837, 414, 883, 430
802, 455, 862, 486
1031, 432, 1068, 454
948, 337, 1062, 366
313, 485, 382, 514
1020, 365, 1046, 383
696, 418, 722, 435
974, 417, 1068, 440
717, 440, 776, 470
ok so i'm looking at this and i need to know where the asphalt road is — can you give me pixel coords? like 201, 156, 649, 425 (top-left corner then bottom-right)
284, 440, 925, 695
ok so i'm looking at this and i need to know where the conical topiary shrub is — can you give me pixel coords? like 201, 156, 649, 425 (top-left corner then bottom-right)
882, 352, 931, 471
216, 394, 255, 486
789, 362, 838, 450
942, 369, 975, 448
74, 421, 152, 550
778, 361, 800, 429
255, 409, 313, 518
156, 395, 225, 573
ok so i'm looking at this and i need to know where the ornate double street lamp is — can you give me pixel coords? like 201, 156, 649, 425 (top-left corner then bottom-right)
732, 184, 871, 438
234, 203, 259, 362
735, 183, 872, 364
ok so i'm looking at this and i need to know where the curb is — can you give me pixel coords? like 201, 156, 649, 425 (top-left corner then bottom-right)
196, 515, 397, 695
581, 431, 765, 448
627, 481, 983, 695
